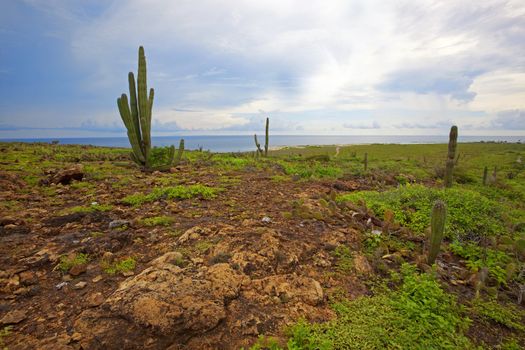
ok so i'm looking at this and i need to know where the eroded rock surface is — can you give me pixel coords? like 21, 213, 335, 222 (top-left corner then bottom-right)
74, 253, 245, 349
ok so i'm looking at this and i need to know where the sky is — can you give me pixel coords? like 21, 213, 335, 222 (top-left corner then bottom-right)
0, 0, 524, 138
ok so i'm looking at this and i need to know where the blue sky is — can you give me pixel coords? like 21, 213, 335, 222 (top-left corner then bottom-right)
0, 0, 524, 138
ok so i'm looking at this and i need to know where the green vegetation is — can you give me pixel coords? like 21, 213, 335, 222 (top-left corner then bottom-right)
117, 46, 183, 171
450, 242, 513, 285
141, 215, 174, 226
57, 253, 89, 273
103, 257, 136, 275
67, 203, 113, 214
337, 184, 506, 239
122, 184, 220, 206
444, 126, 458, 188
260, 264, 473, 350
0, 326, 12, 350
332, 245, 354, 273
428, 200, 447, 264
471, 299, 525, 331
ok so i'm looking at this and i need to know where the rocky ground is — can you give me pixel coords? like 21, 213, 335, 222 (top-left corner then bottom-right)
0, 144, 385, 349
0, 142, 523, 349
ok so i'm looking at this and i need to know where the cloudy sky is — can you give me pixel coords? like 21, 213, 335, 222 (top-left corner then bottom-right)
1, 0, 524, 138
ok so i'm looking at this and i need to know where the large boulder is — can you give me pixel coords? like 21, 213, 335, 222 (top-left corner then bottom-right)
74, 253, 245, 349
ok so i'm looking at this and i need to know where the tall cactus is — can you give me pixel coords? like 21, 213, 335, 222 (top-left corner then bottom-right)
444, 125, 458, 188
428, 200, 447, 264
364, 152, 368, 171
482, 166, 488, 185
254, 117, 269, 157
264, 117, 269, 157
118, 46, 181, 171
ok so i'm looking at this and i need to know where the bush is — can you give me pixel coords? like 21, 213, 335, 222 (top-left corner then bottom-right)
282, 264, 472, 350
337, 184, 505, 240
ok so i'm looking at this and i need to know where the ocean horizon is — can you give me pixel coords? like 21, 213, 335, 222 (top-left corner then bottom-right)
1, 135, 523, 153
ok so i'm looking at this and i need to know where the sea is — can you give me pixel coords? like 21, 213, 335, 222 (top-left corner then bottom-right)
1, 135, 523, 153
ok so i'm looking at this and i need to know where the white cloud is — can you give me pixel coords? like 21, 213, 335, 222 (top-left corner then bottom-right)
7, 0, 525, 135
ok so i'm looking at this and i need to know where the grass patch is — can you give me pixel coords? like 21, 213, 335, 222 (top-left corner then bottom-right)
141, 215, 174, 227
275, 264, 472, 350
122, 184, 220, 206
68, 203, 113, 214
337, 184, 506, 239
102, 257, 136, 275
56, 253, 89, 272
332, 245, 353, 273
471, 299, 525, 331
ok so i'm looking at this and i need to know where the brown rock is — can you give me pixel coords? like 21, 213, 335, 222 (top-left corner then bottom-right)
0, 309, 27, 325
19, 271, 37, 286
0, 216, 16, 226
74, 281, 87, 289
354, 254, 373, 275
49, 164, 84, 185
87, 292, 104, 307
74, 253, 244, 348
69, 263, 87, 276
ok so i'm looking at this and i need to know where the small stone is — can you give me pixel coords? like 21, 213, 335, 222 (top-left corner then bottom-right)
69, 263, 87, 276
74, 281, 87, 289
354, 254, 373, 275
0, 309, 27, 325
109, 220, 130, 230
56, 281, 68, 290
62, 274, 73, 281
71, 332, 82, 342
91, 275, 103, 283
0, 216, 17, 226
87, 292, 104, 307
261, 216, 272, 224
122, 270, 134, 277
191, 257, 204, 265
101, 251, 114, 263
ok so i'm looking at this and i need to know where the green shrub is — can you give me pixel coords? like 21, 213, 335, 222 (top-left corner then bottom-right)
449, 242, 512, 285
471, 299, 525, 331
337, 184, 505, 239
103, 257, 136, 275
283, 264, 472, 350
57, 253, 89, 272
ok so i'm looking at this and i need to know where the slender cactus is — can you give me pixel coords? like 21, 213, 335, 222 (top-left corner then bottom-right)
482, 166, 488, 185
264, 117, 269, 157
117, 46, 181, 171
428, 200, 447, 264
444, 126, 458, 188
254, 134, 263, 155
364, 153, 368, 171
174, 139, 185, 166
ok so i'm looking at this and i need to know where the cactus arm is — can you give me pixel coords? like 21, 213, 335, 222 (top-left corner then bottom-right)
264, 117, 269, 157
428, 200, 447, 264
254, 134, 263, 154
137, 46, 151, 167
444, 125, 458, 188
128, 72, 142, 154
117, 94, 145, 164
